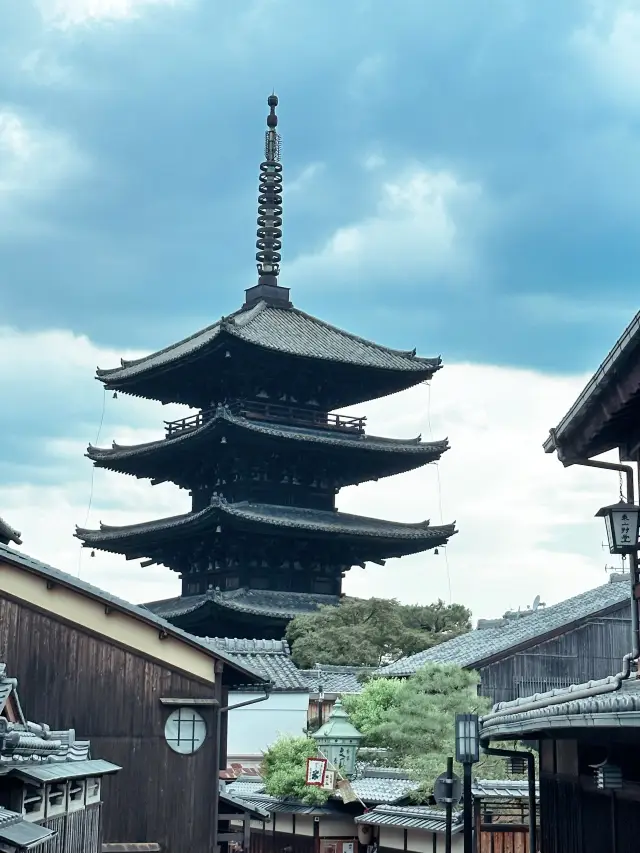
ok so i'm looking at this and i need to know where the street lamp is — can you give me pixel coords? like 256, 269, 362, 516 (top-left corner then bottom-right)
312, 701, 363, 778
455, 714, 479, 853
595, 501, 640, 555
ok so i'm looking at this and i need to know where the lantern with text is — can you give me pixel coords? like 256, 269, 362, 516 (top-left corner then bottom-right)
595, 501, 640, 555
312, 701, 363, 778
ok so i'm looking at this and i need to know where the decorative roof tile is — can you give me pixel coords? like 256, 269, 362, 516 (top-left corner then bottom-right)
0, 517, 21, 547
97, 302, 440, 383
0, 544, 267, 687
301, 664, 376, 695
76, 497, 455, 552
202, 638, 309, 690
378, 579, 630, 676
145, 589, 339, 621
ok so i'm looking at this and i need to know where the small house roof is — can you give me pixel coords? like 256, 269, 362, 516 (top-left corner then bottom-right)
355, 805, 463, 834
378, 577, 630, 676
203, 638, 309, 691
0, 806, 55, 850
302, 664, 376, 695
0, 543, 268, 688
97, 301, 440, 385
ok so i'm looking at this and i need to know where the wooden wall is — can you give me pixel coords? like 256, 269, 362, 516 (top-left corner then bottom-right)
478, 605, 630, 705
0, 597, 219, 853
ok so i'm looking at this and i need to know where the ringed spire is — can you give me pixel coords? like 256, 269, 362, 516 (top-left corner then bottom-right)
256, 93, 283, 286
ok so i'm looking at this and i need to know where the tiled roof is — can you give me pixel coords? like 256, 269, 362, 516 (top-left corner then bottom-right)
203, 638, 309, 690
97, 301, 440, 383
355, 805, 463, 834
220, 764, 263, 780
89, 405, 447, 461
378, 579, 630, 676
220, 790, 271, 821
349, 773, 419, 804
0, 806, 55, 849
230, 792, 341, 816
302, 664, 376, 694
76, 496, 455, 553
480, 675, 640, 740
472, 779, 539, 800
0, 517, 21, 547
0, 543, 268, 687
145, 589, 339, 620
225, 780, 266, 797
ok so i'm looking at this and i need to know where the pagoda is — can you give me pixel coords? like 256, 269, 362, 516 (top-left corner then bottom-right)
76, 95, 456, 640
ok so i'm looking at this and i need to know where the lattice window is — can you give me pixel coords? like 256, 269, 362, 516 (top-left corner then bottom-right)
164, 707, 207, 755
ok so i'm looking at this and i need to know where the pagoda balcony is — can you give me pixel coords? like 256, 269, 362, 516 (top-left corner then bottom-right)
164, 399, 366, 438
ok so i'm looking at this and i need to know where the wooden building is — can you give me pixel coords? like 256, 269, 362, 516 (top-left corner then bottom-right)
0, 660, 120, 853
74, 94, 455, 641
0, 542, 269, 853
379, 576, 631, 705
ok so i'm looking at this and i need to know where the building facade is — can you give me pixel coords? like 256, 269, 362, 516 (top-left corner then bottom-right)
75, 95, 455, 640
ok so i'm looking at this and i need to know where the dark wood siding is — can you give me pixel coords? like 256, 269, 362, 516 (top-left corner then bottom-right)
478, 604, 631, 705
0, 597, 219, 853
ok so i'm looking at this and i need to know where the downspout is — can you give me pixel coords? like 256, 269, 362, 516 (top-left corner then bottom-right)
214, 681, 272, 853
482, 747, 536, 853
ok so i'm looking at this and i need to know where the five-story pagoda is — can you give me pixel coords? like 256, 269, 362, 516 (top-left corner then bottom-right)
76, 96, 456, 640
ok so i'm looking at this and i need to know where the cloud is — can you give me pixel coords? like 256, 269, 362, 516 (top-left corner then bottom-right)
0, 326, 621, 620
36, 0, 185, 28
286, 164, 485, 291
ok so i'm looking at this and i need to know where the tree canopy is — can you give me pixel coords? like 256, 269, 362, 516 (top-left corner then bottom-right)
342, 663, 525, 796
286, 597, 472, 668
261, 735, 330, 805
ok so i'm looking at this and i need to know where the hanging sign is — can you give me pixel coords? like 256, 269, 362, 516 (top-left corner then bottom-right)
306, 757, 328, 786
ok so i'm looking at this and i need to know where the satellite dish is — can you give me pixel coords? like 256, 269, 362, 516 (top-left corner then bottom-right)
532, 595, 541, 612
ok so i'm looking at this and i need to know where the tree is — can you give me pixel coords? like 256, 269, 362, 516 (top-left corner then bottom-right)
261, 735, 330, 805
287, 597, 472, 668
342, 663, 526, 798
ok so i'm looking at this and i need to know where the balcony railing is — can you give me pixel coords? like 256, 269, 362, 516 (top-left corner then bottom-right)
164, 399, 366, 438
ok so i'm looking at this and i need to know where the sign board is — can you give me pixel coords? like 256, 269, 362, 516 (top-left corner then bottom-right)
322, 770, 336, 790
306, 757, 327, 786
433, 771, 462, 805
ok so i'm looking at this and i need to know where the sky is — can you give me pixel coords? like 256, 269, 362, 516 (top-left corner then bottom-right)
0, 0, 638, 621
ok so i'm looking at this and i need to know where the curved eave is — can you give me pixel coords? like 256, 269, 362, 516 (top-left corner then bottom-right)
87, 410, 449, 483
75, 499, 456, 559
95, 302, 441, 404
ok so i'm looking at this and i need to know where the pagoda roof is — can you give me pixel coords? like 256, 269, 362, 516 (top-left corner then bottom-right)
97, 300, 439, 385
87, 405, 448, 485
75, 497, 456, 558
143, 588, 339, 621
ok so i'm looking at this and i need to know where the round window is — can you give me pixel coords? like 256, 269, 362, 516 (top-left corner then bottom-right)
164, 707, 207, 755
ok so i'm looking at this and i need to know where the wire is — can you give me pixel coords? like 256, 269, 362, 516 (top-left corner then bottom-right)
77, 387, 107, 577
426, 381, 452, 604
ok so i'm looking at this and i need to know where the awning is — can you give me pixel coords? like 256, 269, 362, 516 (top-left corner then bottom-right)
11, 759, 121, 783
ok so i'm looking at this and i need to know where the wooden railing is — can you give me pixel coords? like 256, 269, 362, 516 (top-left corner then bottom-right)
164, 399, 366, 438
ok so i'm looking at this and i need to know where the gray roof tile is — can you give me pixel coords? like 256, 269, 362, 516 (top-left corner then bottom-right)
355, 805, 463, 834
301, 665, 376, 694
0, 808, 55, 849
349, 775, 419, 804
472, 779, 539, 800
97, 301, 440, 382
77, 497, 455, 548
378, 579, 630, 676
0, 544, 267, 686
144, 588, 339, 620
202, 638, 309, 690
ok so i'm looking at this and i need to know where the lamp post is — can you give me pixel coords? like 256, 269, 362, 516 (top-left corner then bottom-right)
312, 700, 363, 778
455, 713, 479, 853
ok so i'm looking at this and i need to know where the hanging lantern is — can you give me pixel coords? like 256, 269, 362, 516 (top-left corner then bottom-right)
312, 701, 363, 778
595, 501, 640, 555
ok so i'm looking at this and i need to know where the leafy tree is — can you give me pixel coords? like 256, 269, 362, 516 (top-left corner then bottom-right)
342, 663, 527, 798
287, 597, 471, 668
261, 735, 330, 805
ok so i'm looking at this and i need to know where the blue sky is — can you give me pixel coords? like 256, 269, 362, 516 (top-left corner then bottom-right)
0, 0, 636, 615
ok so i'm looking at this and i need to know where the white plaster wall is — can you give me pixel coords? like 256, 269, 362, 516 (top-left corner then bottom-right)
319, 817, 358, 837
295, 816, 315, 837
379, 827, 405, 849
406, 828, 463, 852
226, 691, 310, 757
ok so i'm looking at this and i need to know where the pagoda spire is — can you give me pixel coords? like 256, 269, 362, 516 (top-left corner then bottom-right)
256, 94, 283, 287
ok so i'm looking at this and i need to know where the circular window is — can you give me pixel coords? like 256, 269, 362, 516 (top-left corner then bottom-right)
164, 707, 207, 755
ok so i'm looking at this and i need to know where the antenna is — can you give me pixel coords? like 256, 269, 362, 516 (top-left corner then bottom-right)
532, 595, 541, 612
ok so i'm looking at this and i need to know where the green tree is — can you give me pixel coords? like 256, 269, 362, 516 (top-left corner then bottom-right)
343, 664, 526, 798
287, 597, 471, 668
261, 735, 330, 805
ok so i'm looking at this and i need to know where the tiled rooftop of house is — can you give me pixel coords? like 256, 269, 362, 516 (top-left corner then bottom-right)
204, 638, 309, 690
379, 576, 630, 677
301, 664, 376, 694
355, 805, 463, 834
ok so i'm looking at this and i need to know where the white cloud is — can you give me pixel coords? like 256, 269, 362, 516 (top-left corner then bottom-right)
0, 326, 623, 621
571, 1, 640, 106
0, 109, 89, 230
286, 164, 484, 288
37, 0, 185, 28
